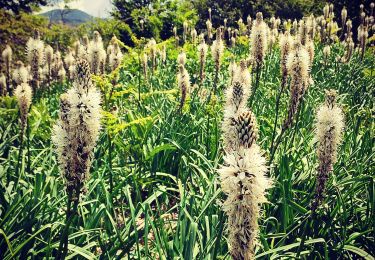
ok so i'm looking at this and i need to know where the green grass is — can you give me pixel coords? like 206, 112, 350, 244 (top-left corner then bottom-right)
0, 39, 374, 259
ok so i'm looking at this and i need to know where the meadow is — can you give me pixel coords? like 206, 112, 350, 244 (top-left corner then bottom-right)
0, 3, 374, 260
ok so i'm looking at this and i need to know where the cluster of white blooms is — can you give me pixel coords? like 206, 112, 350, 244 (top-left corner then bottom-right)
64, 48, 76, 80
26, 31, 44, 89
283, 38, 310, 130
0, 74, 6, 96
177, 60, 190, 111
219, 108, 272, 259
312, 89, 344, 211
197, 36, 208, 83
250, 12, 268, 68
12, 61, 29, 86
14, 82, 33, 135
88, 31, 106, 75
107, 35, 123, 71
52, 59, 101, 197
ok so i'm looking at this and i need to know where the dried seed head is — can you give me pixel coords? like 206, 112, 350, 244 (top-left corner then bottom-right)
233, 110, 258, 148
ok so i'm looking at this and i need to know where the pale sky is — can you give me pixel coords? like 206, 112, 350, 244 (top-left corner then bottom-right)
40, 0, 113, 18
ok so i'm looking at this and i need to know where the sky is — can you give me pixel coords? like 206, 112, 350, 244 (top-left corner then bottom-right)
39, 0, 113, 18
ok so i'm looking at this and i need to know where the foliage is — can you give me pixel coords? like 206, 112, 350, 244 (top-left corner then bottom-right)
112, 0, 198, 42
0, 31, 374, 259
0, 0, 47, 14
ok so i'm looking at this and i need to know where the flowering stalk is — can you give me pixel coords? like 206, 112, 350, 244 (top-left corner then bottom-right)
222, 61, 251, 152
211, 28, 224, 93
2, 44, 12, 92
26, 31, 44, 91
45, 44, 54, 86
177, 64, 190, 111
219, 109, 272, 259
249, 12, 268, 106
269, 39, 310, 165
14, 83, 33, 185
197, 36, 208, 84
88, 31, 106, 75
53, 59, 101, 259
311, 89, 344, 211
0, 74, 6, 96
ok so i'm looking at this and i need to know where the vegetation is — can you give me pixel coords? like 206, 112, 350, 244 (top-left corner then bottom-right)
0, 1, 374, 259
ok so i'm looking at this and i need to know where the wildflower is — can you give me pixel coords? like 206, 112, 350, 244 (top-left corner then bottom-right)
26, 31, 44, 90
12, 61, 29, 85
305, 38, 315, 69
247, 16, 252, 35
183, 21, 188, 42
358, 25, 368, 60
341, 7, 347, 30
191, 29, 197, 44
222, 62, 251, 152
311, 90, 344, 211
88, 31, 106, 75
323, 45, 331, 65
231, 37, 236, 48
0, 74, 6, 96
206, 19, 213, 40
108, 36, 123, 71
211, 28, 225, 87
219, 110, 271, 259
279, 31, 294, 89
52, 58, 101, 197
14, 82, 33, 137
250, 12, 268, 68
198, 37, 208, 83
283, 39, 310, 130
177, 64, 190, 111
177, 52, 186, 67
64, 48, 76, 80
2, 45, 12, 85
45, 44, 54, 82
52, 50, 64, 81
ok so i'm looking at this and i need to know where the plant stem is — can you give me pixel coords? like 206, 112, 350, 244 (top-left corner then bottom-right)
249, 64, 261, 107
57, 185, 81, 260
270, 77, 286, 154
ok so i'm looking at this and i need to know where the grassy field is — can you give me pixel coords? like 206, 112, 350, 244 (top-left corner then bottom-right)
0, 21, 374, 259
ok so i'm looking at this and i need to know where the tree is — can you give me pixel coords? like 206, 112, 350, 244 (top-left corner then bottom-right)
0, 0, 48, 14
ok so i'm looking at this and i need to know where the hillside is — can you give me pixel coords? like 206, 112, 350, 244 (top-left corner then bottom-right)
40, 9, 94, 25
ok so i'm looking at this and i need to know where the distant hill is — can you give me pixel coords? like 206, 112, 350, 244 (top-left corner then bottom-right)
40, 9, 94, 25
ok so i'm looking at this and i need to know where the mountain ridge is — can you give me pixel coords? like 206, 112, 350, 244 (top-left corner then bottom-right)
40, 9, 95, 25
